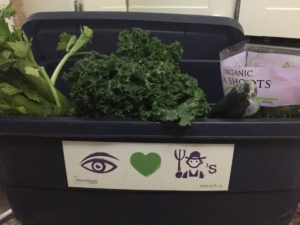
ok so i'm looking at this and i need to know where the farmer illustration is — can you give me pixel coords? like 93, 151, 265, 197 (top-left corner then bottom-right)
175, 150, 206, 179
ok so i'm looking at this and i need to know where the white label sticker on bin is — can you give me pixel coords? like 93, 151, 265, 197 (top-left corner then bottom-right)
63, 141, 234, 191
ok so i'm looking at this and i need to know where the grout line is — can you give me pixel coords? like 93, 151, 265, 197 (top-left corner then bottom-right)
234, 0, 241, 21
126, 0, 129, 12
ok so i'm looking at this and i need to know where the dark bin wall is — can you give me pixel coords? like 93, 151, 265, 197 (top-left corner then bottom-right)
1, 136, 300, 225
7, 187, 299, 225
1, 136, 300, 192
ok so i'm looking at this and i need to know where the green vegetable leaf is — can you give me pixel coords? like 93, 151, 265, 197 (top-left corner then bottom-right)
158, 109, 178, 122
51, 26, 93, 84
176, 100, 197, 126
0, 2, 72, 117
57, 26, 92, 53
0, 2, 16, 44
0, 82, 22, 95
0, 103, 26, 115
0, 2, 15, 18
10, 27, 23, 41
66, 36, 77, 52
25, 66, 40, 77
57, 33, 77, 52
116, 28, 183, 65
0, 56, 17, 70
1, 49, 13, 58
0, 19, 10, 44
13, 60, 33, 74
0, 2, 15, 44
7, 41, 30, 58
16, 106, 27, 114
22, 89, 40, 103
57, 33, 70, 50
69, 26, 93, 54
64, 28, 210, 126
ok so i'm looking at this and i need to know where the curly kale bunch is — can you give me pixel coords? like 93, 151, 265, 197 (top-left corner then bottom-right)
64, 28, 210, 126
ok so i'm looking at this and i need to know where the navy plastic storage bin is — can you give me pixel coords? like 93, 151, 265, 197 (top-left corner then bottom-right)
0, 12, 300, 225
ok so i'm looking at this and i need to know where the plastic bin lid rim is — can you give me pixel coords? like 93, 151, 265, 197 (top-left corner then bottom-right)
24, 11, 243, 33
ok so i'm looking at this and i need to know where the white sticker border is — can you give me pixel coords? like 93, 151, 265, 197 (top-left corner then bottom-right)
63, 141, 235, 192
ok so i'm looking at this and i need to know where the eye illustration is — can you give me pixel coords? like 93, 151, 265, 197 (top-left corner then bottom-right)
80, 152, 119, 174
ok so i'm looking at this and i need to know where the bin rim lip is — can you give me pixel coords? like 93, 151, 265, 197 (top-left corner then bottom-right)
23, 11, 244, 34
1, 115, 300, 123
0, 116, 299, 140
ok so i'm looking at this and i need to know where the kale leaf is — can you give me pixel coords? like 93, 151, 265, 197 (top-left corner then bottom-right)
64, 28, 210, 126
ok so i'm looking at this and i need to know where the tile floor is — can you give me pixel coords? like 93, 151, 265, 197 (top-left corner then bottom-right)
291, 206, 300, 225
2, 213, 300, 225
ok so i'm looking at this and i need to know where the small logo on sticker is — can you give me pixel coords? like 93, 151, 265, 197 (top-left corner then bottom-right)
73, 176, 98, 185
80, 152, 119, 174
174, 149, 217, 179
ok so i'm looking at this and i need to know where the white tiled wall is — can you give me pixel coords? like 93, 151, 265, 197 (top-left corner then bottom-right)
20, 0, 235, 17
129, 0, 236, 17
239, 0, 300, 38
0, 0, 9, 6
83, 0, 126, 11
8, 0, 300, 38
23, 0, 73, 16
22, 0, 127, 16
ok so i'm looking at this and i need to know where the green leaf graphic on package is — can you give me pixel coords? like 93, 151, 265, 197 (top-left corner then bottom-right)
130, 152, 161, 177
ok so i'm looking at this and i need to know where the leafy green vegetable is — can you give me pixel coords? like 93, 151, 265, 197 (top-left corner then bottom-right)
0, 2, 93, 116
116, 27, 182, 66
0, 70, 57, 116
0, 2, 15, 18
52, 26, 92, 84
64, 28, 210, 126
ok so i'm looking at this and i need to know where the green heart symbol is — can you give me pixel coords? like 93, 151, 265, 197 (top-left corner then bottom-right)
130, 152, 161, 177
